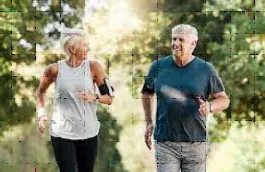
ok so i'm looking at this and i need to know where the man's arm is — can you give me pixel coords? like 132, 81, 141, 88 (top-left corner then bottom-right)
198, 63, 230, 115
209, 91, 230, 113
141, 60, 157, 149
198, 91, 230, 116
142, 92, 156, 150
142, 93, 156, 124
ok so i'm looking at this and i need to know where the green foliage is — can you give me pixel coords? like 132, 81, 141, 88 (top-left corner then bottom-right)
207, 121, 265, 171
1, 0, 265, 171
0, 0, 82, 134
203, 1, 265, 140
0, 1, 127, 172
95, 106, 128, 172
0, 105, 126, 172
0, 123, 58, 172
100, 0, 265, 141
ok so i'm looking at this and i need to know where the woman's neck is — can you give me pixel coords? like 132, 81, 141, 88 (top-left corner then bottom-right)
67, 56, 85, 68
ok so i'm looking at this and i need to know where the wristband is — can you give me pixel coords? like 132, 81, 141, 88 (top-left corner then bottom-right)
37, 107, 46, 120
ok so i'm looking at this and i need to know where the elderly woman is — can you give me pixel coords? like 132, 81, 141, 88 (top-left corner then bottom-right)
36, 28, 114, 172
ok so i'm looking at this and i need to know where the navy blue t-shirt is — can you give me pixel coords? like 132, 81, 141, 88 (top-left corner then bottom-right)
142, 56, 225, 142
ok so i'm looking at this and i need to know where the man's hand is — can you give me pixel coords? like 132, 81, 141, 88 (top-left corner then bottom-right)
77, 90, 97, 103
144, 123, 154, 150
38, 115, 48, 134
197, 97, 211, 116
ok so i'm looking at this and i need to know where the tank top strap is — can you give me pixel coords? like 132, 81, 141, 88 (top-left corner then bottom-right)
57, 59, 65, 66
56, 59, 66, 78
85, 59, 92, 78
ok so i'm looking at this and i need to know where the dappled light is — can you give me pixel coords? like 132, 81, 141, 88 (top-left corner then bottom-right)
0, 0, 265, 171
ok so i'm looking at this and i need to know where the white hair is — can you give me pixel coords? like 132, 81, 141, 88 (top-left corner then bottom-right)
63, 35, 89, 55
172, 24, 198, 40
60, 28, 89, 55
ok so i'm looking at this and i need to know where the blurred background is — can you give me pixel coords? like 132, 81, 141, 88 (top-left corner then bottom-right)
0, 0, 265, 171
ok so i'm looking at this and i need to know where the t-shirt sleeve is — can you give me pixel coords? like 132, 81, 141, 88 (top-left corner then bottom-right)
208, 63, 225, 95
141, 60, 158, 94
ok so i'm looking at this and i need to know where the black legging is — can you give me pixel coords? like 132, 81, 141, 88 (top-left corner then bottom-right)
51, 135, 98, 172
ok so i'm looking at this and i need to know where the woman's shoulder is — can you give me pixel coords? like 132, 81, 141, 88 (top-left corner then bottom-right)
89, 60, 105, 78
44, 62, 59, 77
89, 60, 104, 71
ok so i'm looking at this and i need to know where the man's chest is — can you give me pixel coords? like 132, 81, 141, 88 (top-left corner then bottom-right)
154, 67, 209, 98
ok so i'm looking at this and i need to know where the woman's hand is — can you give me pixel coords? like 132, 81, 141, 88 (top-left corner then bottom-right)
77, 90, 97, 103
38, 115, 48, 134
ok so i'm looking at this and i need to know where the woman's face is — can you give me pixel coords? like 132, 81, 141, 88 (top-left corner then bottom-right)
70, 38, 88, 59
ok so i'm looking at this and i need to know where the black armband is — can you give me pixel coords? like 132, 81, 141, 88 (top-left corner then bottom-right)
141, 83, 155, 94
98, 78, 114, 97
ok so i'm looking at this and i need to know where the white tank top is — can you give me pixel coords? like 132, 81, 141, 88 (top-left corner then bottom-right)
49, 59, 100, 140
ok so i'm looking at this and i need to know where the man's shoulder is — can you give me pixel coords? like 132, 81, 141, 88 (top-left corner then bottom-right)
151, 55, 172, 67
195, 56, 215, 70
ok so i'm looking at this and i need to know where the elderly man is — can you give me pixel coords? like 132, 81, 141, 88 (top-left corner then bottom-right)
141, 24, 230, 172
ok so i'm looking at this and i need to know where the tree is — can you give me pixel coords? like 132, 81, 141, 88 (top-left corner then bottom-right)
98, 0, 265, 141
0, 0, 84, 134
95, 106, 127, 172
0, 1, 127, 171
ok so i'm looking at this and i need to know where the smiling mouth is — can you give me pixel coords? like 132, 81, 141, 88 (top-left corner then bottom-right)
173, 48, 182, 51
173, 45, 182, 51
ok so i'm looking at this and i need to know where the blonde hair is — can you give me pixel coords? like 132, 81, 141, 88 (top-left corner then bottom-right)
172, 24, 198, 40
60, 28, 89, 55
63, 35, 89, 55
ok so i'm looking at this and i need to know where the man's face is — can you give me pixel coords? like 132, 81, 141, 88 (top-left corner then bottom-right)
171, 32, 197, 59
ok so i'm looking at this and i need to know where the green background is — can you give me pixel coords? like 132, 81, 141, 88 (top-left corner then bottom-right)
0, 0, 265, 171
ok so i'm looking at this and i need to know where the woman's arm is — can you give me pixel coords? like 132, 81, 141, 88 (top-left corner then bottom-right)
90, 61, 114, 105
36, 63, 58, 133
